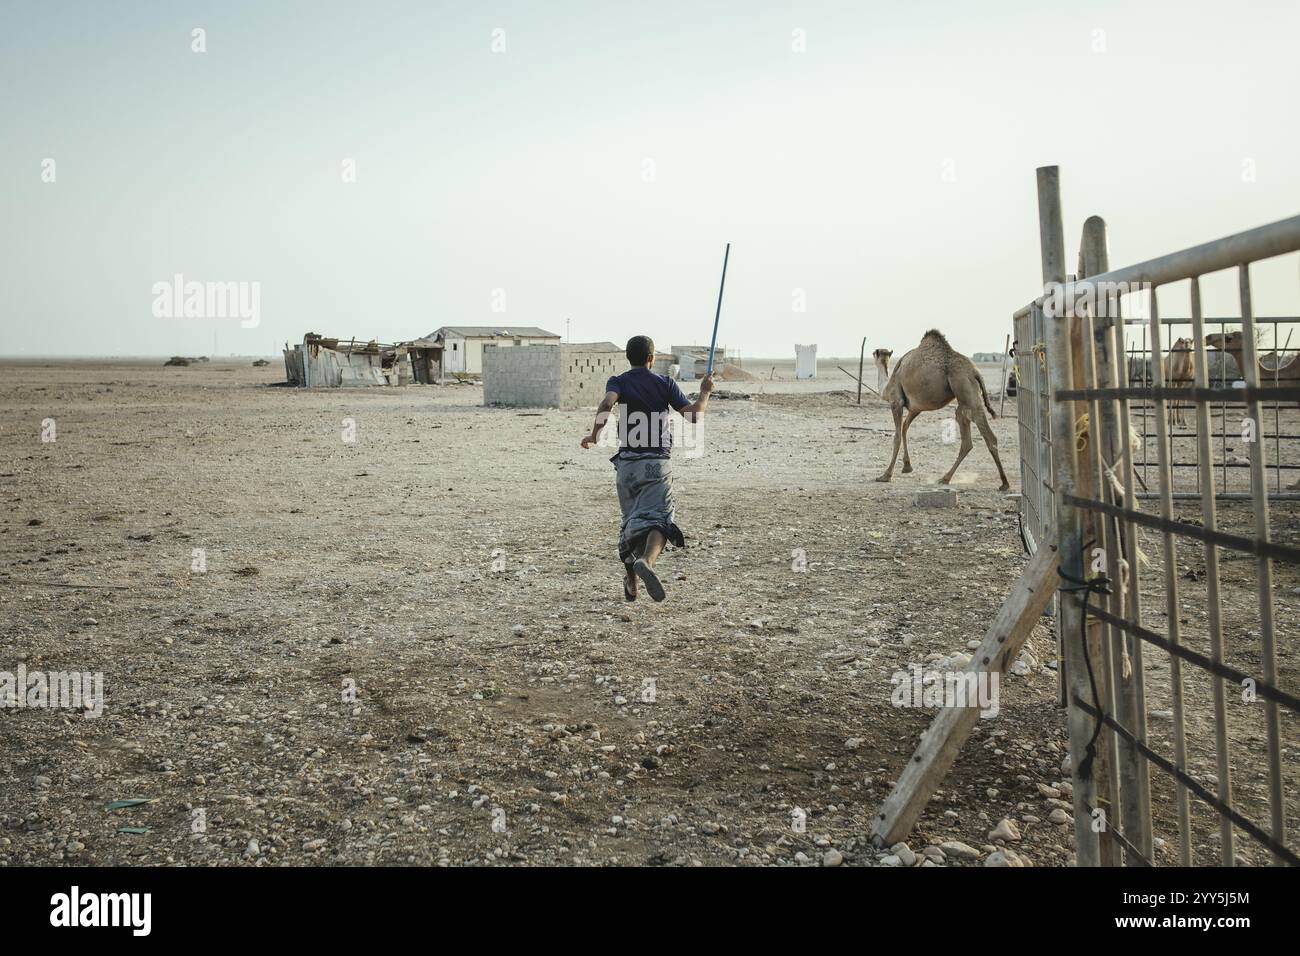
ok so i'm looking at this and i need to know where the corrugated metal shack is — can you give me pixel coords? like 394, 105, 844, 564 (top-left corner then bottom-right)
403, 337, 445, 384
283, 334, 410, 387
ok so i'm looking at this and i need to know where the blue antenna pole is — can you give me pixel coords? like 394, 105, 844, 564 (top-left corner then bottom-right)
706, 242, 730, 377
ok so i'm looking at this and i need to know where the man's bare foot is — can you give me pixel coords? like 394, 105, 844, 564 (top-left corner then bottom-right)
633, 559, 665, 602
624, 572, 637, 601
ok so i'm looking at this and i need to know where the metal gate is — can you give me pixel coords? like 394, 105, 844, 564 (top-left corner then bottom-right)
1027, 166, 1300, 866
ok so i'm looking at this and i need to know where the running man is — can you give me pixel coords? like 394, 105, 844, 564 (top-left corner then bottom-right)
581, 335, 714, 601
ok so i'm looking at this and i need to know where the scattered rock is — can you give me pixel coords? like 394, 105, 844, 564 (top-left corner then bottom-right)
985, 848, 1025, 867
989, 818, 1021, 843
939, 840, 980, 860
915, 488, 959, 508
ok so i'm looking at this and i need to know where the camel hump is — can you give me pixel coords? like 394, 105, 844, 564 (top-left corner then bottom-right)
921, 329, 956, 353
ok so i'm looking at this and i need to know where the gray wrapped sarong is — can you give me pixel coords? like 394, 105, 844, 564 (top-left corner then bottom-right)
614, 456, 685, 568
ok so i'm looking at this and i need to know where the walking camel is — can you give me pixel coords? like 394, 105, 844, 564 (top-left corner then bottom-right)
875, 330, 1010, 490
872, 348, 893, 393
1205, 330, 1300, 396
1163, 337, 1194, 427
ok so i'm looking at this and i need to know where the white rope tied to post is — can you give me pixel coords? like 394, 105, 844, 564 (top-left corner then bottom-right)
1070, 411, 1153, 680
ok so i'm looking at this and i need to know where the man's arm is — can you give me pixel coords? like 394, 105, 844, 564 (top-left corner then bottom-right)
581, 390, 620, 448
678, 374, 714, 422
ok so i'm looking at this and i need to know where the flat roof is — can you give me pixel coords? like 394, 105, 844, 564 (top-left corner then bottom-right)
429, 326, 559, 338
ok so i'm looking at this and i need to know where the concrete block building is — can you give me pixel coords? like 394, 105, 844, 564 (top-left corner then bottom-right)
482, 343, 562, 407
561, 343, 623, 409
482, 342, 623, 410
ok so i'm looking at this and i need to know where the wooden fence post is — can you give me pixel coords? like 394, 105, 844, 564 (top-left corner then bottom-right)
1079, 215, 1153, 864
998, 333, 1011, 419
857, 338, 866, 405
1037, 165, 1112, 866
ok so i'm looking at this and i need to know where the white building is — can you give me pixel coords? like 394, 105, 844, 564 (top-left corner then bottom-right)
430, 326, 561, 375
795, 343, 818, 379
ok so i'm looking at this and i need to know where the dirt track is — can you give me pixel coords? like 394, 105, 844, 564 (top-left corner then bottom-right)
1, 361, 1296, 866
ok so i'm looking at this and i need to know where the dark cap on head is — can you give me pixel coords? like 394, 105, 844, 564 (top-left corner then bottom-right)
626, 335, 654, 366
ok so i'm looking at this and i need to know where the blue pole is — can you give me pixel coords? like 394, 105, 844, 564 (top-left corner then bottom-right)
706, 243, 730, 377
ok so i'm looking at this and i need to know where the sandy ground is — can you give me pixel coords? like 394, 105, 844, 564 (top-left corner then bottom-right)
1, 359, 1295, 867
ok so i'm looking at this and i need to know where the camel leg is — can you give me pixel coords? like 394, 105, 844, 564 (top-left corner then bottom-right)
939, 413, 973, 485
900, 409, 919, 473
948, 373, 1011, 491
875, 406, 917, 482
874, 403, 904, 482
971, 407, 1011, 491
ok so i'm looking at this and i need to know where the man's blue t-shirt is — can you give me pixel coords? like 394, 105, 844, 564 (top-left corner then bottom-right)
605, 366, 691, 459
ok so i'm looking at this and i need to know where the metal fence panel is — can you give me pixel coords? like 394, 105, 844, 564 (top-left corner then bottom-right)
1024, 166, 1300, 866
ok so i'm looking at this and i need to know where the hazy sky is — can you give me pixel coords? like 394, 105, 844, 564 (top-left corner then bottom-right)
3, 0, 1299, 358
